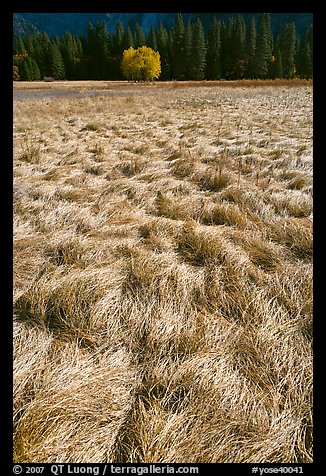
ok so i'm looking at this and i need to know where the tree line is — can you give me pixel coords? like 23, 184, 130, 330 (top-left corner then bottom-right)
13, 13, 313, 81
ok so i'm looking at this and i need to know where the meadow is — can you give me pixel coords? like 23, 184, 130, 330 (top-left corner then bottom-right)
13, 80, 313, 463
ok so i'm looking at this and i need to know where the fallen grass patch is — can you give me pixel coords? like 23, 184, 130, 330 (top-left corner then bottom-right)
200, 202, 248, 228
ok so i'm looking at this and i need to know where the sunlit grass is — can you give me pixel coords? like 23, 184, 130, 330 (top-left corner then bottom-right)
13, 81, 313, 463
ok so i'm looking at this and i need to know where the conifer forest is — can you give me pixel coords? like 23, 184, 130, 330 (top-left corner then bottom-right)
13, 13, 313, 82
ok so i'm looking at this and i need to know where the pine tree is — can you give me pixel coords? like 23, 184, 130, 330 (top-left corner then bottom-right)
60, 32, 75, 79
33, 32, 51, 78
74, 35, 86, 79
206, 17, 221, 80
297, 26, 312, 79
147, 25, 157, 51
264, 13, 273, 60
134, 23, 146, 48
189, 18, 206, 80
96, 21, 110, 79
18, 59, 31, 81
170, 13, 185, 80
86, 21, 110, 79
232, 15, 246, 78
156, 23, 171, 80
49, 41, 65, 79
25, 35, 37, 57
28, 57, 41, 81
246, 17, 256, 78
14, 36, 26, 55
114, 20, 124, 56
223, 17, 236, 79
270, 47, 283, 78
254, 13, 272, 78
280, 22, 297, 78
219, 20, 227, 78
183, 20, 192, 80
123, 25, 134, 51
86, 23, 95, 77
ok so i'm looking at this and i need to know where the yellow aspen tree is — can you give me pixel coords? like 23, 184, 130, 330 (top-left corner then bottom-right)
121, 46, 161, 81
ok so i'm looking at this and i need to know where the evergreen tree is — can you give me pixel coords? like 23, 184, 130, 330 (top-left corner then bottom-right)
96, 21, 110, 79
147, 25, 157, 51
134, 23, 146, 48
156, 23, 171, 80
60, 32, 75, 79
107, 21, 124, 79
170, 13, 185, 80
86, 21, 110, 79
246, 17, 256, 78
206, 17, 221, 80
280, 22, 297, 78
123, 25, 134, 51
232, 15, 246, 78
189, 18, 206, 80
254, 13, 272, 78
223, 17, 236, 79
74, 35, 86, 79
49, 41, 65, 79
28, 57, 41, 80
219, 20, 227, 78
18, 59, 31, 81
183, 20, 192, 79
33, 32, 51, 78
270, 47, 283, 78
14, 36, 26, 55
24, 35, 37, 56
85, 23, 95, 77
297, 26, 312, 78
265, 13, 273, 59
114, 20, 124, 56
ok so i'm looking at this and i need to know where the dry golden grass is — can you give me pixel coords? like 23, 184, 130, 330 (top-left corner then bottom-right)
13, 81, 312, 463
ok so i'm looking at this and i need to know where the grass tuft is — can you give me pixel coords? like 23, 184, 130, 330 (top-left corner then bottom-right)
196, 167, 232, 192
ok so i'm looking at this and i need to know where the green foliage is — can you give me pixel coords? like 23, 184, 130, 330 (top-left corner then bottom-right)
29, 57, 41, 80
49, 42, 65, 79
280, 22, 297, 79
296, 25, 312, 79
114, 20, 124, 55
206, 17, 221, 80
170, 13, 185, 80
270, 48, 283, 78
189, 18, 206, 80
134, 23, 146, 48
13, 65, 20, 81
18, 59, 31, 81
246, 17, 256, 78
156, 23, 171, 80
14, 36, 26, 55
147, 25, 157, 51
123, 25, 134, 51
254, 13, 272, 78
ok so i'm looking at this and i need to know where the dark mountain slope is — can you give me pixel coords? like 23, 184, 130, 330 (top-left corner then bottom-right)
14, 12, 313, 39
13, 13, 39, 39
